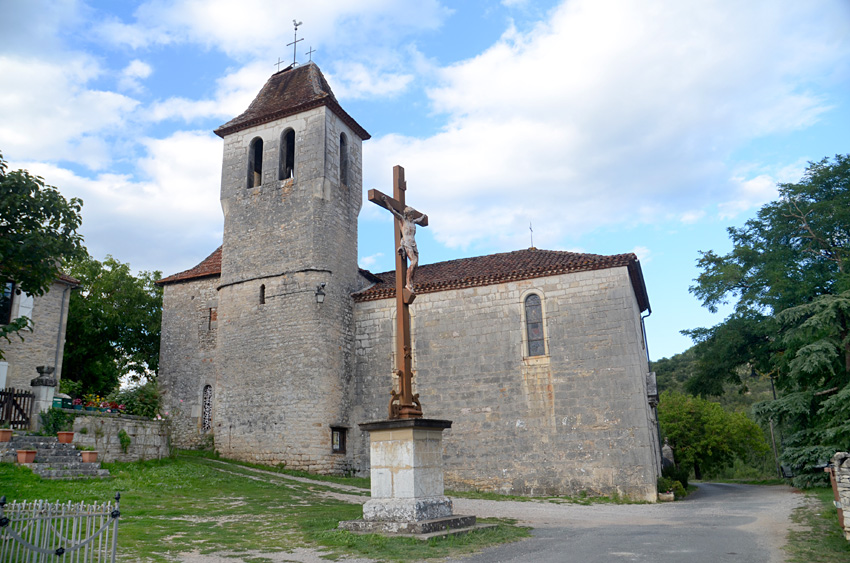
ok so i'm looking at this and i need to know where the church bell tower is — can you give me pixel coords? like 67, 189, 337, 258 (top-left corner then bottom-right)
212, 63, 370, 470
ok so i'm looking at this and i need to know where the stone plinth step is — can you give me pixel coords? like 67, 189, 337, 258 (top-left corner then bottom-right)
339, 515, 482, 538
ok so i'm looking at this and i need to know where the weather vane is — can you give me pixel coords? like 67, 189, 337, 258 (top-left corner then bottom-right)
287, 20, 304, 66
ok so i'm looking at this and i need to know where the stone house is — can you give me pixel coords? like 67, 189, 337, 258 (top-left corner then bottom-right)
158, 62, 661, 500
0, 276, 76, 391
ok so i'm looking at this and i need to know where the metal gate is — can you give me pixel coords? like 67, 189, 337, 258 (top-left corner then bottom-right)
0, 387, 34, 429
0, 494, 120, 562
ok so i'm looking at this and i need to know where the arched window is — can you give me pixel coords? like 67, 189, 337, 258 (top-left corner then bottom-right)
279, 128, 295, 180
524, 294, 545, 357
259, 284, 266, 305
248, 137, 263, 188
339, 133, 349, 185
202, 385, 213, 431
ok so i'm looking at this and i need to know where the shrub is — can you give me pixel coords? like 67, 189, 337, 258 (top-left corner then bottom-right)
108, 381, 161, 418
662, 464, 689, 489
39, 408, 74, 435
118, 429, 131, 453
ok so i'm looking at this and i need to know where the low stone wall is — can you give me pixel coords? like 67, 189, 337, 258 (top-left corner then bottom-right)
830, 452, 850, 540
70, 413, 170, 463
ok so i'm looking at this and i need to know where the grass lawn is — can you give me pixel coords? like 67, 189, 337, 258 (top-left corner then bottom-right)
784, 487, 850, 562
1, 455, 529, 562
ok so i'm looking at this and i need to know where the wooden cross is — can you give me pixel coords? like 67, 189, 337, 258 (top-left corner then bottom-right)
369, 165, 429, 419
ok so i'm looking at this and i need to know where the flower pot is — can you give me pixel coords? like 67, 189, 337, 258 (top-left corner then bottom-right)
17, 450, 36, 464
73, 405, 83, 411
80, 451, 98, 463
85, 406, 95, 411
658, 492, 675, 502
0, 429, 12, 442
57, 431, 74, 444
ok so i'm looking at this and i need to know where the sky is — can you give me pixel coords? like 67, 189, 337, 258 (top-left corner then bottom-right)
1, 0, 848, 361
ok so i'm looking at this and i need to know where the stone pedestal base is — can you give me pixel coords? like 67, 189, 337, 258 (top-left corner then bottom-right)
363, 495, 453, 522
339, 418, 477, 537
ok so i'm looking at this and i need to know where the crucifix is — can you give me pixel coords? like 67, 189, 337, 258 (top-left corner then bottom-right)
369, 165, 429, 419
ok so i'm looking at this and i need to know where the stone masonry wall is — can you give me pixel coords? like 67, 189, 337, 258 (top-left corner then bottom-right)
212, 106, 362, 473
71, 413, 169, 463
351, 266, 659, 501
159, 276, 219, 448
2, 280, 72, 389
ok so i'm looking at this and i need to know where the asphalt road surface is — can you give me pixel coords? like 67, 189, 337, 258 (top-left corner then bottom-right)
446, 483, 802, 563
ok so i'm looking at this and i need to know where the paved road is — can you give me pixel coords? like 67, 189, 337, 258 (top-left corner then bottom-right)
446, 483, 801, 563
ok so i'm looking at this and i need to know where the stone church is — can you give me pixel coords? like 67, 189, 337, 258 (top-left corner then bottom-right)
158, 62, 661, 500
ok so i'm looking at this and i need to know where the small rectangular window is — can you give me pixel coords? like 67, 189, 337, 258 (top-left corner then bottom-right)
331, 427, 346, 454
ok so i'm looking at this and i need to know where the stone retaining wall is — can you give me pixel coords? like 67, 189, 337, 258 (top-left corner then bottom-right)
70, 413, 170, 463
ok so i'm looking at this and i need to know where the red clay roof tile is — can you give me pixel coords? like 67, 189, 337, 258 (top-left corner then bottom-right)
156, 247, 222, 285
157, 246, 649, 312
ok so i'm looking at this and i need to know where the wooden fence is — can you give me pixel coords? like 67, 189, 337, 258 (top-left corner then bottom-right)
0, 388, 33, 429
0, 495, 120, 562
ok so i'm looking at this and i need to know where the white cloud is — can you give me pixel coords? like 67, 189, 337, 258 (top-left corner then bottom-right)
362, 0, 849, 250
96, 0, 449, 58
325, 63, 414, 100
680, 211, 706, 225
148, 62, 271, 123
15, 130, 223, 275
359, 253, 384, 269
631, 246, 652, 263
0, 55, 139, 170
119, 60, 153, 93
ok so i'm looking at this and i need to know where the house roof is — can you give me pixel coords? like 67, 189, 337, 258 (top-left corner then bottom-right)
354, 248, 650, 312
157, 246, 650, 312
214, 63, 370, 140
156, 247, 222, 285
57, 273, 80, 287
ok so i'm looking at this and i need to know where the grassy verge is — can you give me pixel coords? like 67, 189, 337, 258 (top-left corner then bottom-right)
179, 449, 371, 489
1, 456, 529, 562
784, 487, 850, 562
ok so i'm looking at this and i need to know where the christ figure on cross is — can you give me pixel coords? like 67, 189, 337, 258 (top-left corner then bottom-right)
382, 195, 427, 294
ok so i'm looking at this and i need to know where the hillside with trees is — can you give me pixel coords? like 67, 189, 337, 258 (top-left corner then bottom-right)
657, 155, 850, 486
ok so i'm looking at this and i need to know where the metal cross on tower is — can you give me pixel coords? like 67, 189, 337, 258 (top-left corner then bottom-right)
369, 166, 429, 419
287, 20, 304, 65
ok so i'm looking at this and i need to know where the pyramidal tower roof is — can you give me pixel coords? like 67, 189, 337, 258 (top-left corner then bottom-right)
214, 62, 370, 140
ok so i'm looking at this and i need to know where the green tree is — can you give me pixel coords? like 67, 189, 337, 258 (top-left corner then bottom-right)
0, 152, 84, 356
688, 154, 850, 483
658, 390, 769, 479
754, 290, 850, 485
62, 254, 162, 395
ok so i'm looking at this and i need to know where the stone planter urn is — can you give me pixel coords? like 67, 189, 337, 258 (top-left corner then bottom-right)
57, 431, 74, 444
0, 429, 12, 442
80, 451, 98, 463
658, 492, 675, 502
17, 450, 36, 464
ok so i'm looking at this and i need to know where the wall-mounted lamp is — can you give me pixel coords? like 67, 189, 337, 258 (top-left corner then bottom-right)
315, 282, 326, 304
